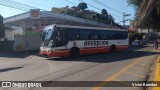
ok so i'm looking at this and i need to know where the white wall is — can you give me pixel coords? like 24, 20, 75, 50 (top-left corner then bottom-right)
137, 28, 153, 34
13, 35, 25, 51
5, 26, 23, 41
13, 35, 41, 51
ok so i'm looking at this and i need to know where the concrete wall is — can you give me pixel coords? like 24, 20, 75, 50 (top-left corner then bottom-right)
5, 26, 23, 41
25, 35, 41, 50
13, 35, 41, 51
13, 35, 25, 51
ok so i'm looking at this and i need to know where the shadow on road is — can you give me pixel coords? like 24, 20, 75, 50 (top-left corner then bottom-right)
127, 46, 149, 51
47, 50, 159, 63
0, 50, 41, 59
0, 46, 158, 64
0, 66, 23, 72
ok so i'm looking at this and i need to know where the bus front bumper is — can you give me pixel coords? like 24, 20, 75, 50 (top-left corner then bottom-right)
40, 50, 70, 57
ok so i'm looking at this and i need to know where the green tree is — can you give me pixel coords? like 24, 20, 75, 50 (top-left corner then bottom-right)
51, 4, 123, 28
127, 0, 143, 9
127, 0, 143, 20
127, 0, 160, 29
101, 9, 108, 16
77, 3, 88, 10
0, 15, 5, 38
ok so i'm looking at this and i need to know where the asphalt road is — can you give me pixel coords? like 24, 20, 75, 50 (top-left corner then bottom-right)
0, 44, 159, 90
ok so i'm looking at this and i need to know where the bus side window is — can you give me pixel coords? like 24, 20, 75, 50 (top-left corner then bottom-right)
124, 32, 128, 39
90, 30, 99, 40
106, 31, 113, 40
56, 30, 68, 47
80, 30, 89, 40
120, 32, 123, 39
69, 29, 79, 40
121, 31, 125, 39
100, 31, 106, 40
110, 31, 116, 40
119, 32, 123, 39
115, 31, 120, 39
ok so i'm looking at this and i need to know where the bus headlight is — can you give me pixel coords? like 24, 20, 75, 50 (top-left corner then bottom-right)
48, 50, 52, 53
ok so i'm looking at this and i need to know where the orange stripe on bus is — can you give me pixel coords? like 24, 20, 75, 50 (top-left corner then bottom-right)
40, 45, 128, 57
116, 45, 129, 51
80, 47, 110, 55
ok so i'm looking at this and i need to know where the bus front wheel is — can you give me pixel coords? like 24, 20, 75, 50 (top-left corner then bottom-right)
70, 47, 80, 57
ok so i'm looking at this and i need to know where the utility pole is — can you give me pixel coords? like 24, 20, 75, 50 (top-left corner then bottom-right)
108, 15, 113, 26
122, 12, 131, 28
123, 12, 125, 27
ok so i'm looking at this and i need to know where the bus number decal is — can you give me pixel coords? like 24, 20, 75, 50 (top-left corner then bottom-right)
84, 41, 108, 47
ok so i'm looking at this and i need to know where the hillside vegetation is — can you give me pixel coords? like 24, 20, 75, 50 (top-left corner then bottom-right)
52, 3, 122, 28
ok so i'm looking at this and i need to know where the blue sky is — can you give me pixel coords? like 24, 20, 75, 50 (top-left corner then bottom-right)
0, 0, 135, 25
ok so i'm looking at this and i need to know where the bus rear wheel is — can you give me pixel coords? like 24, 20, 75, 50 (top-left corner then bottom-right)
70, 47, 80, 57
110, 45, 116, 53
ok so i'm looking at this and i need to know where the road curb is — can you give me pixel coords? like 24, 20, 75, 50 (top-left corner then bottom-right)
152, 56, 160, 90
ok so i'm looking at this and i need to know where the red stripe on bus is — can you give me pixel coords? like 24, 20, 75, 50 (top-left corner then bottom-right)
80, 45, 128, 55
116, 45, 129, 51
40, 45, 128, 57
80, 47, 110, 55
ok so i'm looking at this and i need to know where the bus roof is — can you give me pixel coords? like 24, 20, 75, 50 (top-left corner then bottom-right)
44, 24, 55, 30
54, 24, 127, 31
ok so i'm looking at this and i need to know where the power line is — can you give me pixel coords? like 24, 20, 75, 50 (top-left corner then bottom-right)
26, 0, 76, 11
2, 0, 122, 19
65, 0, 77, 6
0, 0, 122, 26
28, 0, 121, 19
4, 0, 37, 9
77, 0, 123, 19
92, 0, 131, 25
0, 0, 108, 26
111, 14, 123, 19
79, 0, 101, 10
92, 0, 123, 14
0, 0, 61, 18
0, 0, 38, 11
0, 3, 27, 11
24, 0, 52, 9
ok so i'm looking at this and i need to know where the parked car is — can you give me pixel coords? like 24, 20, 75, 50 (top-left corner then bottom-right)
132, 40, 143, 47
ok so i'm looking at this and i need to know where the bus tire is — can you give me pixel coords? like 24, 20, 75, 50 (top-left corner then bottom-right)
70, 47, 80, 57
110, 45, 116, 53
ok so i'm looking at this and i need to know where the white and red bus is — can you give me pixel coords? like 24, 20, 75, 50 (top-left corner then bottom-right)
40, 24, 129, 57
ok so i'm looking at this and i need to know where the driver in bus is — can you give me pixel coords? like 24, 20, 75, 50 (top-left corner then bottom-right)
56, 31, 62, 41
56, 31, 64, 46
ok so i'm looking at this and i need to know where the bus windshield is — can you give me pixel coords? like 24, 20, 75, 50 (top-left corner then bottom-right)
42, 29, 53, 41
42, 25, 55, 42
41, 25, 55, 47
